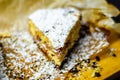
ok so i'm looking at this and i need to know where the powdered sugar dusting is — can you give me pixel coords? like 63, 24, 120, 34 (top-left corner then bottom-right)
29, 8, 80, 49
0, 27, 109, 80
0, 32, 64, 80
62, 28, 109, 71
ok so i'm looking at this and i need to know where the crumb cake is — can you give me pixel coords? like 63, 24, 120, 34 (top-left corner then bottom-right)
0, 26, 110, 80
62, 25, 109, 71
0, 32, 44, 79
28, 8, 81, 66
0, 32, 63, 80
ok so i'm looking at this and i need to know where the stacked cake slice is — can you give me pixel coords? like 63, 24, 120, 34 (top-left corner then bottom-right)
28, 8, 81, 66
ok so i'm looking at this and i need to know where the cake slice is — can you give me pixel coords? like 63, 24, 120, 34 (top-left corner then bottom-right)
0, 32, 67, 80
0, 32, 47, 79
62, 26, 110, 71
28, 8, 81, 66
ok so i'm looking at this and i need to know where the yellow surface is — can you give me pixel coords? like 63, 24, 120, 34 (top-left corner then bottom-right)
79, 41, 120, 80
66, 32, 120, 80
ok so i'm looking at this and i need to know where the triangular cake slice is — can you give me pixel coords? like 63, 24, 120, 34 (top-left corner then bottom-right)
28, 8, 81, 66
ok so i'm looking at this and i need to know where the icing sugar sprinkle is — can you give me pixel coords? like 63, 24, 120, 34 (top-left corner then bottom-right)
0, 27, 109, 80
0, 32, 64, 80
62, 27, 109, 71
